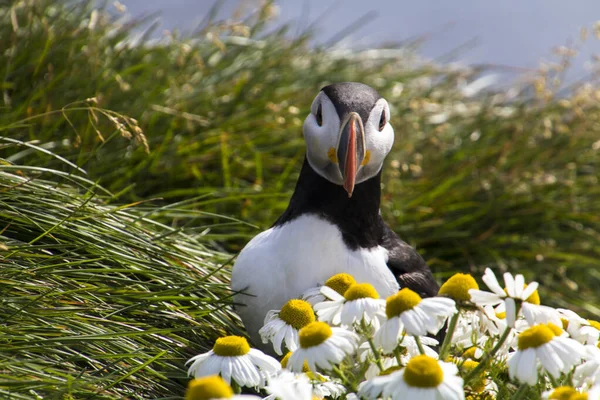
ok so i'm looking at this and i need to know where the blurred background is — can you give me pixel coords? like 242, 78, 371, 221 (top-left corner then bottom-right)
1, 0, 599, 398
124, 0, 600, 82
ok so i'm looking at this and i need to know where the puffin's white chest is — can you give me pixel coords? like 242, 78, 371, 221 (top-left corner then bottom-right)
231, 214, 399, 345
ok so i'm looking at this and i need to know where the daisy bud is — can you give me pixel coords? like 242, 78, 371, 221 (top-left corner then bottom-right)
325, 273, 357, 295
438, 273, 478, 302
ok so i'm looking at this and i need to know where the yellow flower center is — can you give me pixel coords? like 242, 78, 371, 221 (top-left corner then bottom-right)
459, 359, 485, 392
386, 288, 422, 319
568, 394, 588, 400
496, 311, 506, 319
325, 273, 357, 295
185, 376, 233, 400
281, 351, 311, 373
403, 355, 444, 388
212, 336, 250, 357
462, 359, 479, 371
526, 285, 541, 305
280, 351, 292, 368
588, 319, 600, 330
462, 347, 480, 360
548, 387, 577, 400
299, 321, 332, 348
279, 299, 315, 329
547, 322, 563, 336
344, 283, 379, 301
438, 273, 479, 302
517, 325, 555, 350
561, 318, 570, 330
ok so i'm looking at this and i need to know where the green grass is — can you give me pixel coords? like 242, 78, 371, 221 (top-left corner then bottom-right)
1, 0, 599, 397
0, 159, 243, 398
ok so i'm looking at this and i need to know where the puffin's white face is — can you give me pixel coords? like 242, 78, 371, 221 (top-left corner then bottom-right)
302, 82, 394, 197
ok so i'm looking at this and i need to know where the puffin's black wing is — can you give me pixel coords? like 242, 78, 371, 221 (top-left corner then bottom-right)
379, 222, 439, 298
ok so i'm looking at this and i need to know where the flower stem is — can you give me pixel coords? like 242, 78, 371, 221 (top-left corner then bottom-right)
368, 336, 385, 371
463, 324, 512, 384
439, 311, 460, 360
394, 348, 403, 366
231, 380, 241, 394
362, 320, 384, 372
331, 365, 357, 392
463, 303, 521, 385
415, 336, 426, 355
548, 373, 560, 388
511, 383, 528, 400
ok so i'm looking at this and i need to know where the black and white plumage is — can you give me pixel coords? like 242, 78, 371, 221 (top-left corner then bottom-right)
232, 82, 438, 347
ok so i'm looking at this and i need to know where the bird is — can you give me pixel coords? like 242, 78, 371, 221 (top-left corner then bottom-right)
231, 82, 439, 348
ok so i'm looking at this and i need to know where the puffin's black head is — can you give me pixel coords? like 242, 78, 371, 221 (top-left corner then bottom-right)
303, 82, 394, 197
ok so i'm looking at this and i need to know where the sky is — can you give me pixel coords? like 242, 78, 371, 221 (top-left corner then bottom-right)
119, 0, 600, 82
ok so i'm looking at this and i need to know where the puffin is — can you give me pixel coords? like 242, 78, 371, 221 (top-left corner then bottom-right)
232, 82, 439, 347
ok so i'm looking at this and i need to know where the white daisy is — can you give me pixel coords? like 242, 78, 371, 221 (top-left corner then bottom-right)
313, 283, 386, 329
312, 379, 346, 398
588, 384, 600, 400
374, 288, 456, 349
507, 323, 586, 385
259, 299, 315, 355
573, 344, 600, 388
469, 268, 552, 327
301, 273, 357, 306
278, 352, 346, 399
493, 297, 562, 330
451, 307, 501, 350
379, 355, 465, 400
184, 375, 262, 400
288, 321, 359, 372
264, 370, 312, 400
558, 309, 600, 345
186, 335, 281, 388
357, 372, 396, 400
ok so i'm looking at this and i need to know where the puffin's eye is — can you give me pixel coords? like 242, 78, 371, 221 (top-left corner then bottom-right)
378, 111, 386, 131
316, 103, 323, 126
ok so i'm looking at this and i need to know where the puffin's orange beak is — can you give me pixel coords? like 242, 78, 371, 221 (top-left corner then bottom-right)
337, 112, 366, 198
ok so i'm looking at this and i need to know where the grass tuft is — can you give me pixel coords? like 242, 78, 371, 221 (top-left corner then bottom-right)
0, 160, 241, 398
